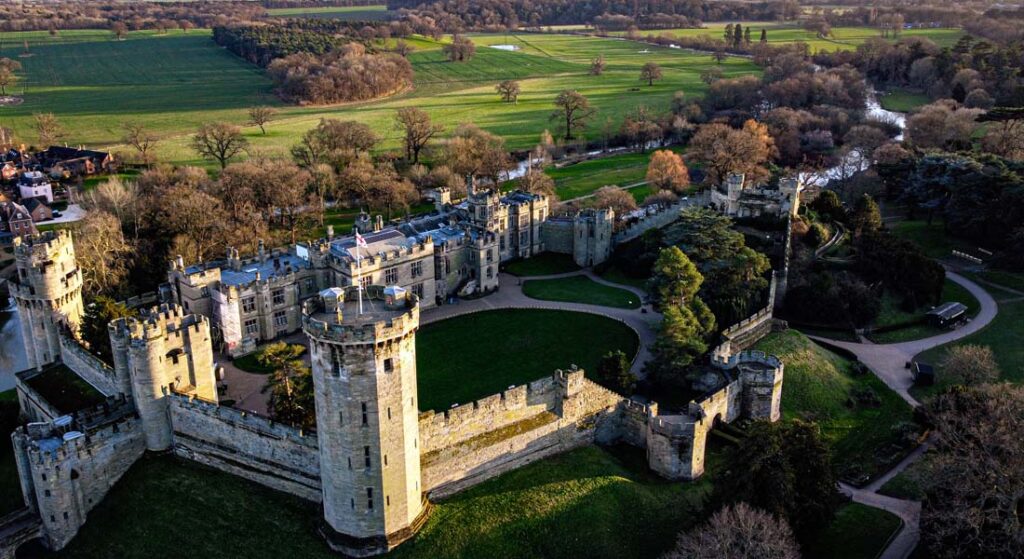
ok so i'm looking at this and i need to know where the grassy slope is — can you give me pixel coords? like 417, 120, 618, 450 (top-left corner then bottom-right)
888, 219, 976, 260
47, 446, 710, 559
803, 503, 903, 559
522, 275, 642, 309
416, 309, 638, 411
754, 330, 915, 483
543, 147, 689, 200
879, 89, 931, 112
868, 278, 981, 344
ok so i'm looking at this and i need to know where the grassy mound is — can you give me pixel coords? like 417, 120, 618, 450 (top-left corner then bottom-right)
802, 503, 903, 559
416, 309, 638, 411
754, 330, 917, 484
504, 253, 580, 276
523, 275, 641, 309
44, 446, 709, 559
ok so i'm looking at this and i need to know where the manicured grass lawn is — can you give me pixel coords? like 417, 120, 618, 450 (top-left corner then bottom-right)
232, 344, 307, 374
911, 297, 1024, 402
504, 252, 580, 276
544, 149, 684, 200
522, 275, 641, 308
0, 390, 23, 516
597, 265, 649, 290
803, 503, 903, 559
24, 364, 107, 414
972, 269, 1024, 294
416, 309, 639, 411
868, 278, 981, 344
44, 446, 711, 559
879, 89, 931, 112
754, 330, 917, 485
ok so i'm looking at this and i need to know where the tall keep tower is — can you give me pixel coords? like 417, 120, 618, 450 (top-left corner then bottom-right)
303, 285, 427, 557
8, 230, 84, 369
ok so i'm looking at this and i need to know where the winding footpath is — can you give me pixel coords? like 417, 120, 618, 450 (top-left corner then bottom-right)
809, 271, 999, 559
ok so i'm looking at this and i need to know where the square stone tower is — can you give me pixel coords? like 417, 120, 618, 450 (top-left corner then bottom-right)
303, 285, 427, 557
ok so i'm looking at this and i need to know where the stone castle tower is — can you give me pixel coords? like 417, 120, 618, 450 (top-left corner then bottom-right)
9, 230, 84, 369
303, 285, 427, 557
572, 208, 614, 267
108, 304, 218, 451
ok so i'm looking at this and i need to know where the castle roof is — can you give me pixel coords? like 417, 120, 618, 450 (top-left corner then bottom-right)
330, 228, 410, 260
219, 253, 309, 287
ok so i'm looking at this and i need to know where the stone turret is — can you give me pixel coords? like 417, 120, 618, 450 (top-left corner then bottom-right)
108, 304, 217, 451
572, 207, 614, 267
303, 285, 427, 557
8, 230, 84, 369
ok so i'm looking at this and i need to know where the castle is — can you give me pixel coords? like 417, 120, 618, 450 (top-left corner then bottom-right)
3, 228, 784, 557
167, 186, 615, 357
710, 173, 803, 220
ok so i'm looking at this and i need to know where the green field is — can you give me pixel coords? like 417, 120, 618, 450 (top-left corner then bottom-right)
267, 4, 391, 20
523, 275, 642, 308
803, 503, 903, 559
754, 330, 917, 484
623, 22, 964, 53
868, 278, 981, 344
415, 309, 639, 411
543, 148, 689, 200
0, 29, 760, 167
879, 89, 931, 112
40, 446, 712, 559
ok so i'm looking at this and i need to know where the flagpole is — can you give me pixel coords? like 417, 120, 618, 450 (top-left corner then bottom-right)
356, 245, 363, 315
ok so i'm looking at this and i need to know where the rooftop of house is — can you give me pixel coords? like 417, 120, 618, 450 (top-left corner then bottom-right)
40, 146, 110, 161
22, 197, 49, 213
330, 228, 412, 260
219, 253, 310, 287
17, 171, 50, 186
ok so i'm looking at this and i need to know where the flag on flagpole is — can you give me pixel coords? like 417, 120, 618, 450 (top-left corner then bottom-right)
355, 231, 367, 248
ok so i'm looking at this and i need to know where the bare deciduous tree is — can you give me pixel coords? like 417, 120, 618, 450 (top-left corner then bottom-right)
248, 106, 276, 135
33, 112, 64, 147
0, 58, 22, 96
495, 80, 521, 104
646, 150, 690, 193
666, 503, 800, 559
640, 62, 663, 86
589, 55, 606, 75
394, 107, 443, 164
689, 120, 776, 185
72, 210, 132, 298
550, 90, 596, 141
121, 121, 158, 165
191, 122, 249, 169
591, 186, 637, 218
110, 21, 127, 40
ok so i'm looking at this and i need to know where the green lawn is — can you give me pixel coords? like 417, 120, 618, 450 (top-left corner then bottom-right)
868, 278, 981, 344
544, 150, 683, 200
44, 446, 711, 559
522, 275, 641, 309
878, 455, 933, 500
625, 23, 963, 53
597, 265, 649, 290
24, 364, 107, 414
416, 309, 639, 411
912, 297, 1024, 402
754, 330, 917, 485
0, 390, 23, 516
267, 5, 391, 20
504, 252, 580, 276
879, 89, 931, 112
0, 29, 761, 167
803, 503, 903, 559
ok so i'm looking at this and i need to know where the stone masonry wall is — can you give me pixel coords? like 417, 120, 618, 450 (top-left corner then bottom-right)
57, 334, 121, 398
419, 370, 625, 497
14, 414, 145, 550
168, 394, 322, 502
540, 219, 574, 255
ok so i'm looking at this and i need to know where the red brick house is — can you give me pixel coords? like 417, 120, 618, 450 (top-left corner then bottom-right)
0, 201, 37, 241
23, 197, 52, 222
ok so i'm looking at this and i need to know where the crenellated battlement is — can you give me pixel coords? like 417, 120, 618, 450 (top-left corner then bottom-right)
167, 392, 318, 448
108, 303, 207, 346
302, 285, 419, 345
12, 230, 74, 262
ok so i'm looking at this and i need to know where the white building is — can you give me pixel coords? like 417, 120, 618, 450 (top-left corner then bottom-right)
17, 171, 54, 203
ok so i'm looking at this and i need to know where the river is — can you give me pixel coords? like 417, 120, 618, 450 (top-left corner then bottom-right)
0, 295, 26, 391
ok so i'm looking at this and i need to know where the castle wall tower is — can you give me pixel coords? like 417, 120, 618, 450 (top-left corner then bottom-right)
109, 304, 217, 451
8, 230, 84, 369
303, 286, 426, 557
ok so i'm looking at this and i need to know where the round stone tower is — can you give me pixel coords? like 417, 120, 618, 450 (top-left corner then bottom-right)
303, 285, 427, 557
9, 230, 84, 369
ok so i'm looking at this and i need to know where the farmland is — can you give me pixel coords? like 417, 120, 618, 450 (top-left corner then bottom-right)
0, 29, 758, 167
